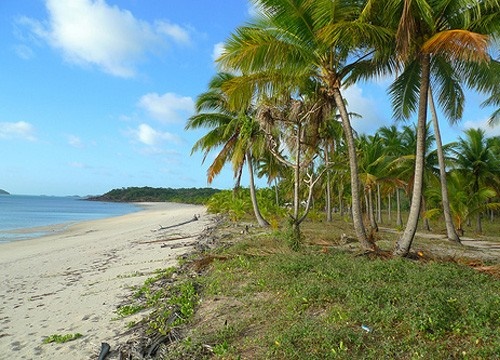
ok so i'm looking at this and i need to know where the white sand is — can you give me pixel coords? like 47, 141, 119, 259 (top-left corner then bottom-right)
0, 202, 210, 359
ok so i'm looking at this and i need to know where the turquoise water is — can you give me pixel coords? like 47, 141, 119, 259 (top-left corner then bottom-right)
0, 195, 139, 243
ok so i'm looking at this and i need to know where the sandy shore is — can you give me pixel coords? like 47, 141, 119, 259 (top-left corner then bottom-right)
0, 202, 210, 359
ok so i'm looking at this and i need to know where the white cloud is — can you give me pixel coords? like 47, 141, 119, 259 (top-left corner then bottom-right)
134, 123, 181, 146
156, 21, 191, 45
342, 84, 389, 135
68, 161, 86, 168
67, 134, 84, 148
462, 118, 500, 137
14, 44, 35, 60
0, 121, 36, 141
212, 42, 225, 62
20, 0, 192, 77
138, 92, 194, 123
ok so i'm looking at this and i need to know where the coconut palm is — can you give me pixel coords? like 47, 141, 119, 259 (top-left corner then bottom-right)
357, 133, 391, 233
362, 0, 500, 256
450, 128, 500, 232
217, 0, 392, 251
379, 125, 406, 226
428, 87, 461, 242
185, 72, 270, 227
426, 170, 500, 236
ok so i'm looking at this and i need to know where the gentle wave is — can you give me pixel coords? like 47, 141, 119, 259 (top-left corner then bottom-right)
0, 195, 139, 243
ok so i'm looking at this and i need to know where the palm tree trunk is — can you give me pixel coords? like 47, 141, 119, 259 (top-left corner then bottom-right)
325, 151, 332, 222
396, 188, 403, 227
246, 151, 269, 227
422, 196, 431, 232
332, 89, 374, 251
293, 125, 301, 222
339, 187, 344, 216
428, 87, 461, 242
274, 179, 279, 206
368, 188, 378, 232
377, 184, 382, 224
394, 55, 431, 257
388, 192, 392, 224
476, 213, 483, 233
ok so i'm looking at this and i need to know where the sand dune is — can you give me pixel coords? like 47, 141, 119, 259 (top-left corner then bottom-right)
0, 202, 210, 359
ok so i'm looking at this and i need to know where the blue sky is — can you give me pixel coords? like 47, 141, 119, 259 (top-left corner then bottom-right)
0, 0, 497, 196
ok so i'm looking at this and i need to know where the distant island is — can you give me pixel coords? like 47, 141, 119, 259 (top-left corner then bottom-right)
87, 186, 220, 205
0, 189, 10, 195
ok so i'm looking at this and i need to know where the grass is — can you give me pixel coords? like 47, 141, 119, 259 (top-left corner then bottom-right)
43, 333, 83, 344
164, 215, 500, 359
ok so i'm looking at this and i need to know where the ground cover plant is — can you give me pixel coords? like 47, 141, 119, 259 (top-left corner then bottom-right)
42, 333, 83, 344
162, 217, 500, 359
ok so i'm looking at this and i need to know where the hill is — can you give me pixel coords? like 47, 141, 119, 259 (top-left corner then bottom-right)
0, 189, 10, 195
88, 186, 220, 205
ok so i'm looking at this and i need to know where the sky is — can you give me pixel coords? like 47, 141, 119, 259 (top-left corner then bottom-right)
0, 0, 498, 196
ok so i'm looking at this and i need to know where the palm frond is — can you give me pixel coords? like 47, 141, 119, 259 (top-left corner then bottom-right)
431, 57, 464, 124
388, 60, 421, 121
422, 30, 489, 63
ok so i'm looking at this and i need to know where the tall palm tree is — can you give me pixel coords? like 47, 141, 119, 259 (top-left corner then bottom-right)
451, 128, 500, 233
379, 125, 405, 226
185, 73, 270, 227
428, 87, 461, 242
217, 0, 391, 251
363, 0, 499, 256
357, 133, 391, 232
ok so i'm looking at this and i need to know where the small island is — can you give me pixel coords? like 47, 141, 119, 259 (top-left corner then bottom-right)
0, 189, 10, 195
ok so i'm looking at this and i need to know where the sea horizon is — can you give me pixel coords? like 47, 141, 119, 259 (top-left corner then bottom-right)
0, 194, 140, 244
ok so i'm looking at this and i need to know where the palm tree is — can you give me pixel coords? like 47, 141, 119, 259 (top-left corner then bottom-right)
451, 128, 500, 233
379, 125, 406, 226
357, 133, 391, 233
363, 0, 499, 256
185, 73, 270, 227
426, 170, 499, 236
428, 87, 461, 242
217, 0, 392, 251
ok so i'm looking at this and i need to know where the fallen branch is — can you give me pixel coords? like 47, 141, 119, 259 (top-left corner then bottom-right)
156, 215, 200, 231
139, 235, 198, 245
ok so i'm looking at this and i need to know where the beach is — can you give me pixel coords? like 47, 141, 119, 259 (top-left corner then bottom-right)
0, 202, 210, 359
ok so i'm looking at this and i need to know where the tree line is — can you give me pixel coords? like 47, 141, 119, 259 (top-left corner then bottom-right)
89, 187, 220, 205
186, 0, 500, 256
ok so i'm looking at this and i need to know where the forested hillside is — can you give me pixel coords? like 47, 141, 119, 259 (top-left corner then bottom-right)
89, 187, 220, 204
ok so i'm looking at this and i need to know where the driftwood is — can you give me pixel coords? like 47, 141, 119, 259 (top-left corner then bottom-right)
156, 215, 200, 231
139, 235, 197, 245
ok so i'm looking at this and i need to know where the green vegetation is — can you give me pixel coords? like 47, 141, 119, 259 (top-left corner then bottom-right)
186, 0, 500, 256
42, 333, 82, 344
166, 218, 500, 359
89, 186, 220, 204
116, 267, 199, 337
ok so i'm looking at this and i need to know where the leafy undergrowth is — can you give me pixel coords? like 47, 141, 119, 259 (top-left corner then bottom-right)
164, 220, 500, 359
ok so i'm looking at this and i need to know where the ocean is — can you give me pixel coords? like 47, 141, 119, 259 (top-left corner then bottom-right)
0, 195, 140, 243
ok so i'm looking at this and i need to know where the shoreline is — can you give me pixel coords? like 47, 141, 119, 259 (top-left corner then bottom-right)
0, 202, 210, 359
0, 200, 144, 244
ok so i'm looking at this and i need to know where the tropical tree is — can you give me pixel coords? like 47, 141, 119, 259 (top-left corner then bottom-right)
362, 0, 500, 256
450, 128, 500, 232
185, 72, 270, 227
255, 94, 330, 247
428, 87, 461, 242
357, 133, 391, 233
426, 170, 499, 235
217, 0, 393, 251
379, 125, 406, 226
